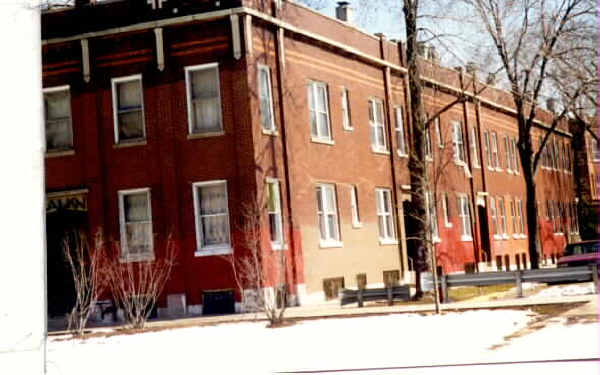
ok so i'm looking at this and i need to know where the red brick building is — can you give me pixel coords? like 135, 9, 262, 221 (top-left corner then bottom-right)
42, 0, 579, 316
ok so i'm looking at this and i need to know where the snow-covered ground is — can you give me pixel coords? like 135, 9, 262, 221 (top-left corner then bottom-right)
531, 282, 596, 298
45, 307, 599, 375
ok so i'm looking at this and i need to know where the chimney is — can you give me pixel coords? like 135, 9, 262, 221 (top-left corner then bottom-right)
546, 98, 556, 112
486, 72, 496, 85
335, 2, 354, 23
428, 46, 440, 65
465, 61, 478, 77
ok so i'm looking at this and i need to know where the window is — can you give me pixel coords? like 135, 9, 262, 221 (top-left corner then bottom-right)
369, 98, 387, 152
510, 199, 517, 235
350, 185, 362, 228
483, 130, 492, 169
118, 188, 153, 260
435, 117, 443, 148
323, 277, 344, 300
185, 63, 223, 135
457, 194, 472, 241
43, 86, 73, 152
383, 270, 400, 287
571, 202, 579, 234
425, 191, 439, 241
341, 88, 352, 130
442, 192, 452, 227
316, 184, 340, 245
490, 197, 498, 237
395, 107, 407, 156
258, 65, 276, 132
193, 180, 231, 254
375, 188, 396, 243
470, 127, 480, 168
452, 121, 465, 164
425, 127, 433, 160
356, 273, 367, 290
517, 199, 525, 236
512, 138, 520, 174
591, 138, 600, 162
497, 197, 507, 238
111, 75, 145, 144
267, 179, 284, 249
308, 81, 332, 141
490, 131, 500, 169
504, 136, 512, 172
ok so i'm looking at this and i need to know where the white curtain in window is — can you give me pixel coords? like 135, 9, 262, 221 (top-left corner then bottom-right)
45, 90, 72, 150
123, 192, 151, 254
199, 184, 229, 247
117, 80, 144, 140
259, 68, 274, 130
191, 68, 221, 133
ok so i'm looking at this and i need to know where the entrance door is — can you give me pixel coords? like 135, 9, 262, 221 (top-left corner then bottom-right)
46, 192, 88, 318
478, 205, 491, 263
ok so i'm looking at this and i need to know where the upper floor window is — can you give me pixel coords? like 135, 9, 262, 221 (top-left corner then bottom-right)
504, 135, 512, 173
483, 130, 492, 169
308, 81, 332, 142
267, 178, 284, 249
111, 75, 146, 144
316, 184, 341, 245
442, 192, 452, 228
193, 180, 231, 255
424, 126, 433, 160
591, 138, 600, 162
490, 131, 500, 169
425, 191, 439, 241
457, 194, 472, 241
186, 63, 223, 136
435, 117, 443, 148
470, 127, 480, 168
258, 65, 276, 133
452, 121, 465, 164
43, 85, 73, 152
375, 188, 396, 243
512, 138, 520, 174
369, 98, 387, 152
395, 107, 408, 156
118, 188, 153, 261
341, 88, 353, 131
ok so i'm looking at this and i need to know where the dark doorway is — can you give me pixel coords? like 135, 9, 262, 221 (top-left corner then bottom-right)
477, 205, 491, 263
403, 200, 418, 271
46, 205, 88, 318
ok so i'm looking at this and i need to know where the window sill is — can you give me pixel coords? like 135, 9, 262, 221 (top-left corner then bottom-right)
493, 235, 503, 241
426, 156, 433, 162
310, 137, 335, 145
187, 131, 225, 140
372, 147, 390, 155
46, 149, 75, 158
119, 253, 155, 263
473, 164, 481, 169
444, 223, 453, 228
379, 238, 398, 246
502, 234, 509, 240
432, 237, 441, 244
460, 235, 473, 242
553, 232, 564, 237
343, 126, 354, 132
495, 167, 503, 172
397, 150, 408, 158
114, 140, 147, 149
262, 128, 279, 136
454, 160, 467, 167
194, 246, 232, 257
319, 240, 343, 249
271, 242, 288, 251
352, 222, 363, 229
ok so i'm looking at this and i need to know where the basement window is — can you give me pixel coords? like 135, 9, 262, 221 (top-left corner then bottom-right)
111, 75, 146, 144
43, 85, 73, 152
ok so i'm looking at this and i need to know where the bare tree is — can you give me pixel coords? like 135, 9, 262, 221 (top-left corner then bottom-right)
222, 198, 289, 326
456, 0, 596, 268
63, 230, 105, 336
103, 237, 177, 329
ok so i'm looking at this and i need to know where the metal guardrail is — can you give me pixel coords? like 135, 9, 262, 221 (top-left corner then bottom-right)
441, 265, 598, 303
340, 285, 411, 307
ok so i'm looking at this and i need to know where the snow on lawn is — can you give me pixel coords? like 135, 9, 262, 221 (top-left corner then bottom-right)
47, 310, 538, 374
532, 282, 596, 298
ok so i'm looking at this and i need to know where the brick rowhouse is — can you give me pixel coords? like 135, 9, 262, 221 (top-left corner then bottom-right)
42, 0, 580, 316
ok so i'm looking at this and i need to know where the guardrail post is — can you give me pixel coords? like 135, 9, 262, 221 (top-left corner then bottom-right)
441, 275, 448, 304
387, 287, 393, 306
515, 271, 523, 298
592, 264, 598, 294
357, 289, 363, 308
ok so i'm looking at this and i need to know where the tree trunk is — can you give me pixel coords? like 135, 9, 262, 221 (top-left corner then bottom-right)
524, 171, 540, 269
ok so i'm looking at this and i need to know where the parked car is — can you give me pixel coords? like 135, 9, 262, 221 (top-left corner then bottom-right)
557, 240, 600, 269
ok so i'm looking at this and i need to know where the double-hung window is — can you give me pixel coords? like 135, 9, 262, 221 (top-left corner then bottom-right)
267, 179, 284, 249
504, 136, 512, 172
591, 138, 600, 162
316, 184, 340, 245
341, 88, 352, 130
470, 127, 480, 168
435, 117, 443, 148
517, 199, 525, 236
395, 107, 407, 156
369, 98, 387, 152
43, 85, 73, 152
118, 188, 153, 260
350, 185, 362, 228
424, 127, 433, 160
491, 131, 500, 169
510, 199, 517, 235
497, 197, 507, 238
442, 192, 452, 227
483, 130, 492, 169
186, 63, 223, 135
375, 188, 396, 243
452, 121, 465, 164
258, 65, 276, 133
425, 191, 439, 241
112, 75, 145, 144
512, 138, 520, 174
308, 81, 332, 142
193, 180, 231, 255
457, 194, 472, 241
490, 197, 498, 237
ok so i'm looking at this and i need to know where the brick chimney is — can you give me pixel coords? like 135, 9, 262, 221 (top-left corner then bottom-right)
335, 1, 354, 23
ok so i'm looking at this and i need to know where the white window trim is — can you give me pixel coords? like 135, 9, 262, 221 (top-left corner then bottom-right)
425, 191, 440, 242
185, 63, 224, 136
43, 85, 74, 154
490, 132, 501, 171
395, 107, 408, 157
442, 193, 452, 228
258, 64, 277, 134
470, 127, 480, 168
376, 188, 397, 243
591, 138, 600, 162
192, 180, 232, 256
435, 117, 444, 149
457, 194, 473, 242
308, 80, 333, 142
316, 183, 342, 247
341, 87, 353, 131
118, 188, 154, 262
452, 121, 466, 165
350, 185, 362, 228
497, 197, 508, 239
266, 177, 286, 250
369, 98, 388, 153
111, 74, 146, 144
